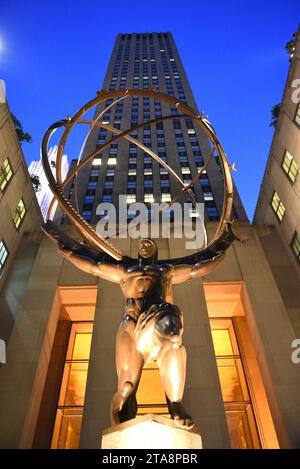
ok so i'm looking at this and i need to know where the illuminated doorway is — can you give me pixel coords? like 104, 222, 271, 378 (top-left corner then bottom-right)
204, 282, 279, 449
51, 322, 93, 449
210, 318, 260, 448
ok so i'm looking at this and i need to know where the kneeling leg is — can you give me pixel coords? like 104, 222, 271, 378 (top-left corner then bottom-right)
155, 312, 194, 429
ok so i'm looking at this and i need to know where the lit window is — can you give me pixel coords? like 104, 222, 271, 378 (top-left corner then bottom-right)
182, 167, 190, 175
0, 158, 13, 191
127, 194, 136, 203
0, 240, 9, 275
136, 361, 168, 417
204, 192, 214, 201
92, 159, 101, 166
144, 194, 154, 203
282, 150, 298, 183
128, 170, 136, 176
189, 208, 200, 218
12, 198, 26, 229
291, 231, 300, 263
271, 191, 285, 221
210, 318, 261, 448
161, 193, 171, 202
107, 158, 117, 165
51, 322, 93, 449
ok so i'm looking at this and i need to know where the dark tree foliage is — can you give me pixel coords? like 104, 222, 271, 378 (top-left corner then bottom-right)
270, 104, 281, 128
11, 113, 32, 145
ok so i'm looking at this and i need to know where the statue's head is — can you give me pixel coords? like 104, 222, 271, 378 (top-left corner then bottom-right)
138, 238, 158, 265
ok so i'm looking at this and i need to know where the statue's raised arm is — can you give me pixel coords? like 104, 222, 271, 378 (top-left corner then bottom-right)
166, 222, 239, 285
42, 220, 125, 283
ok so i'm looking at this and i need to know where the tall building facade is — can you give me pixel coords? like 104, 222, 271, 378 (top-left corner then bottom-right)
254, 26, 300, 271
1, 33, 300, 451
66, 32, 247, 225
28, 146, 69, 221
0, 89, 42, 290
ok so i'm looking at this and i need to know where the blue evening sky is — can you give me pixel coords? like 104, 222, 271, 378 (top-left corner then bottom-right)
0, 0, 299, 219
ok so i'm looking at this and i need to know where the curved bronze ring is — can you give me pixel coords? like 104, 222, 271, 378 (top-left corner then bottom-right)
41, 88, 233, 261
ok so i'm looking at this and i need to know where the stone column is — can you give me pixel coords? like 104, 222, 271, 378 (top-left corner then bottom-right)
234, 225, 300, 448
79, 280, 124, 448
0, 234, 63, 448
173, 278, 230, 448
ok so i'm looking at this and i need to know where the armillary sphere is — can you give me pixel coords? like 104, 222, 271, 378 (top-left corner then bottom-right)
41, 88, 234, 262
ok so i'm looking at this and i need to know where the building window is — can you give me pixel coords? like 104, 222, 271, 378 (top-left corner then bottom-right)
0, 158, 13, 191
127, 194, 136, 203
136, 361, 168, 416
51, 322, 93, 449
294, 102, 300, 127
291, 232, 300, 263
271, 191, 285, 221
282, 150, 298, 183
102, 195, 112, 203
207, 206, 219, 220
12, 198, 26, 229
161, 193, 171, 202
84, 196, 94, 204
144, 194, 154, 203
82, 210, 92, 221
210, 318, 261, 448
0, 240, 9, 275
107, 158, 117, 165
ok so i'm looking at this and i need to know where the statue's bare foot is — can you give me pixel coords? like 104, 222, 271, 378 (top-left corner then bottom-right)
169, 401, 195, 429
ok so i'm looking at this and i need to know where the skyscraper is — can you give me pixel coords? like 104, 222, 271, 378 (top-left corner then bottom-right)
28, 146, 69, 221
66, 32, 247, 225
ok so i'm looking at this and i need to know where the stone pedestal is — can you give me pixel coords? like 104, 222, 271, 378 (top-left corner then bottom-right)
101, 414, 202, 449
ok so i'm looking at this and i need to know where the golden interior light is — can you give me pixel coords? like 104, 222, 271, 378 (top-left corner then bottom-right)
51, 322, 93, 449
136, 361, 169, 416
210, 318, 261, 449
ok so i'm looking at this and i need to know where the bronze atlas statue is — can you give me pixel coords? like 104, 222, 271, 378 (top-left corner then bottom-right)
41, 88, 238, 430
